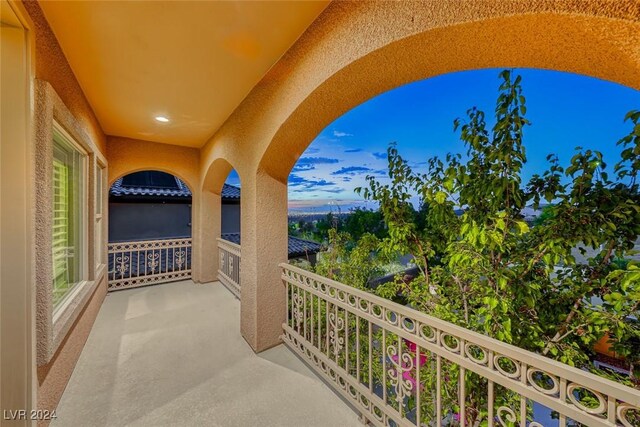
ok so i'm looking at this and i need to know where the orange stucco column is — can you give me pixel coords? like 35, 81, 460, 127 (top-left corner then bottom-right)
192, 189, 221, 284
240, 169, 288, 352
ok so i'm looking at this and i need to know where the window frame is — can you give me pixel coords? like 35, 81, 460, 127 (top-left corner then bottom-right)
95, 161, 106, 270
51, 121, 89, 321
35, 82, 108, 366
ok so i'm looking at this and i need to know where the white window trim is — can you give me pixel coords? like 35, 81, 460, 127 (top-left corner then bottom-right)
95, 162, 106, 270
50, 121, 91, 329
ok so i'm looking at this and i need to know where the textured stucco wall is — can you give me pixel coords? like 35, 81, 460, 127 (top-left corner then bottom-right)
33, 79, 108, 426
201, 0, 640, 181
23, 1, 110, 422
22, 0, 107, 155
107, 136, 199, 191
197, 0, 640, 351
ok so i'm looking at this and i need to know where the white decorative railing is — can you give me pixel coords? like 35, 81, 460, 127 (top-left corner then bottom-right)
108, 238, 191, 291
281, 263, 640, 427
218, 238, 240, 299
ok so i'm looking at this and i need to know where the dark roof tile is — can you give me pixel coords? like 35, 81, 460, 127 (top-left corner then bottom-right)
220, 233, 321, 259
221, 183, 240, 200
110, 174, 191, 198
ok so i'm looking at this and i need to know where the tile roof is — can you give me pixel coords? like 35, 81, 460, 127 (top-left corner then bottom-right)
110, 171, 241, 201
221, 183, 240, 200
221, 233, 321, 259
110, 175, 191, 198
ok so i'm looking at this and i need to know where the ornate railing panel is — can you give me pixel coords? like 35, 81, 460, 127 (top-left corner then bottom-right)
218, 238, 240, 299
108, 238, 191, 291
281, 263, 640, 427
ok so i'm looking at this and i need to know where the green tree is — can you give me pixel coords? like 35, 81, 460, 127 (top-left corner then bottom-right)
343, 207, 387, 241
353, 70, 640, 425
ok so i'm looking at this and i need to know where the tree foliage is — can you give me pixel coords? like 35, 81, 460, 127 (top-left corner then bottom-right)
343, 70, 640, 423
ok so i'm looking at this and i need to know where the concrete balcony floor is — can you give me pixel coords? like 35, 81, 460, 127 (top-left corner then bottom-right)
53, 280, 360, 426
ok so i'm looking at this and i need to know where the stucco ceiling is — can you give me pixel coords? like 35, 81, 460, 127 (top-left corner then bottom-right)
39, 1, 328, 148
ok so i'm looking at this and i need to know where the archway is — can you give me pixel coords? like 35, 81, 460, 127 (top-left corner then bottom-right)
107, 170, 193, 291
255, 7, 639, 181
195, 157, 241, 284
197, 2, 640, 352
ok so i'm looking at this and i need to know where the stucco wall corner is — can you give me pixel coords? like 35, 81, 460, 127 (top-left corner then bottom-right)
34, 79, 55, 365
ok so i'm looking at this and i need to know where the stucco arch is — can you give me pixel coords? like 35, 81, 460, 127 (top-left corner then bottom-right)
107, 136, 199, 192
109, 167, 195, 194
196, 1, 640, 352
258, 9, 640, 181
202, 157, 240, 195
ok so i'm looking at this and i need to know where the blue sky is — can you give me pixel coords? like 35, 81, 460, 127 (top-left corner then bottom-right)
225, 68, 640, 212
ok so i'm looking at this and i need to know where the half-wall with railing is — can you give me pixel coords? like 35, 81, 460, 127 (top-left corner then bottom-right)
281, 263, 640, 427
108, 238, 192, 291
218, 237, 241, 299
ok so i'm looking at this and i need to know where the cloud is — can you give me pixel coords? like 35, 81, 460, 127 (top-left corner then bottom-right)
298, 157, 340, 165
331, 166, 372, 176
344, 148, 363, 153
333, 130, 353, 137
288, 174, 336, 189
372, 152, 387, 160
305, 147, 320, 154
291, 164, 315, 172
291, 156, 340, 173
342, 177, 352, 182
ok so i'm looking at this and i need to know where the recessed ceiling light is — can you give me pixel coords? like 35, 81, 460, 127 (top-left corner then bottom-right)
155, 116, 169, 123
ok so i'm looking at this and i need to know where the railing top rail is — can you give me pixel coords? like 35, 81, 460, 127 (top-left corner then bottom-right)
108, 237, 192, 247
217, 237, 241, 251
280, 262, 640, 406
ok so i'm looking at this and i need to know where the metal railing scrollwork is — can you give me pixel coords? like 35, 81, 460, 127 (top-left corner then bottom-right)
281, 263, 640, 427
218, 238, 241, 299
108, 238, 192, 291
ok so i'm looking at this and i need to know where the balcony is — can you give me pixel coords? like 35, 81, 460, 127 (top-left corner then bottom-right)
52, 279, 360, 426
51, 240, 638, 427
3, 1, 640, 426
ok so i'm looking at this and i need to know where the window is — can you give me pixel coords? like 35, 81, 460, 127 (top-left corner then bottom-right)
52, 125, 86, 309
96, 164, 105, 267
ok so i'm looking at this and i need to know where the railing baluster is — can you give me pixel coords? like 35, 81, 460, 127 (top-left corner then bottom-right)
334, 302, 339, 363
345, 310, 349, 373
286, 280, 290, 328
383, 328, 387, 405
559, 378, 567, 427
368, 321, 373, 393
311, 293, 315, 345
460, 364, 466, 427
325, 300, 329, 356
356, 315, 360, 383
607, 395, 615, 425
303, 289, 307, 339
436, 354, 442, 427
416, 345, 421, 427
488, 350, 494, 427
317, 294, 321, 350
520, 363, 527, 427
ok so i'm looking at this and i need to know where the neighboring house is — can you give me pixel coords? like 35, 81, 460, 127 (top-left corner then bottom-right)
109, 171, 321, 261
109, 171, 193, 242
